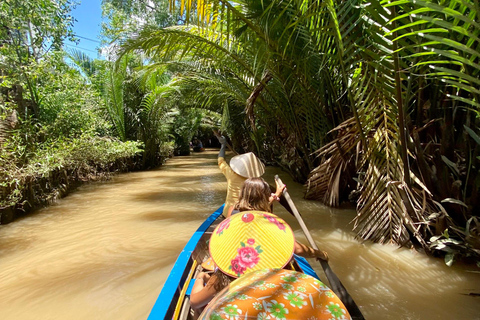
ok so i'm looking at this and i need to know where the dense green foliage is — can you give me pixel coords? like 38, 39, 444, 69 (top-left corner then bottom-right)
1, 0, 177, 215
1, 0, 478, 265
1, 133, 142, 208
117, 0, 480, 264
0, 0, 217, 217
0, 0, 76, 108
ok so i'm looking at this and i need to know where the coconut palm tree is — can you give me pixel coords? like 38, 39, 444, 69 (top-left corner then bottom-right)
118, 1, 339, 179
304, 0, 479, 259
117, 0, 479, 261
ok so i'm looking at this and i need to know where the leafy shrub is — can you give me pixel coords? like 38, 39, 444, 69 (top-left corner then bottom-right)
0, 134, 143, 209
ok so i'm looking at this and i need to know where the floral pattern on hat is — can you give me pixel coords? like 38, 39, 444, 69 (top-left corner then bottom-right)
262, 213, 287, 231
210, 211, 295, 278
228, 239, 263, 277
216, 219, 231, 235
284, 291, 308, 308
266, 300, 289, 319
221, 304, 242, 320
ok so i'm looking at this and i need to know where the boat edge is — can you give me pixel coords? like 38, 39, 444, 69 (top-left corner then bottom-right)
147, 204, 225, 320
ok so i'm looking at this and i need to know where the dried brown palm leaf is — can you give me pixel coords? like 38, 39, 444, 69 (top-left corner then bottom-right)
305, 117, 359, 206
353, 103, 432, 248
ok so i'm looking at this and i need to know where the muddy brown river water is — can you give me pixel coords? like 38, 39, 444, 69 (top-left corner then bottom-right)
0, 150, 478, 319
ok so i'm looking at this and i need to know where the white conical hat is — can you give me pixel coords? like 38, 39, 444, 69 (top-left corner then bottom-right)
229, 152, 265, 178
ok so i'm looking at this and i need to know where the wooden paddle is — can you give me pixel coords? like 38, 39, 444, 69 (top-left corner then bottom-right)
275, 175, 365, 320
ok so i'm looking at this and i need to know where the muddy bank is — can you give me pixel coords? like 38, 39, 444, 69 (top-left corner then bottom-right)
0, 155, 165, 224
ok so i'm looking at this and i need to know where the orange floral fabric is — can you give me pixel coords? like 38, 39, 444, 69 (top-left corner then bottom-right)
200, 269, 352, 320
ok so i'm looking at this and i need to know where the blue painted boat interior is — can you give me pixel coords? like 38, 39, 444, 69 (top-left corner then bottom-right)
293, 254, 320, 280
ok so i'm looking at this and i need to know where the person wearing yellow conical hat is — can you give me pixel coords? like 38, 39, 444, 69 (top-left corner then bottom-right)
191, 211, 294, 310
216, 135, 265, 217
190, 211, 328, 310
229, 177, 329, 261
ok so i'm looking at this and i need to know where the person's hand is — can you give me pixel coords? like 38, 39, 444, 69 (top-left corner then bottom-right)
275, 179, 286, 196
270, 193, 280, 202
315, 250, 329, 261
217, 135, 227, 145
197, 272, 211, 283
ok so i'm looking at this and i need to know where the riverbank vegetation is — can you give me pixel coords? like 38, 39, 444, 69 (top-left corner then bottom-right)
1, 0, 187, 221
1, 0, 479, 266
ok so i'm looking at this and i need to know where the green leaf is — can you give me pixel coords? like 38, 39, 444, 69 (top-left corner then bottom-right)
441, 198, 468, 208
464, 125, 480, 146
441, 155, 459, 177
240, 241, 245, 247
445, 252, 455, 267
442, 229, 450, 239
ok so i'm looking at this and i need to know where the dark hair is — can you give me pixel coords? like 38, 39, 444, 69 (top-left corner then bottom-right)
234, 177, 272, 212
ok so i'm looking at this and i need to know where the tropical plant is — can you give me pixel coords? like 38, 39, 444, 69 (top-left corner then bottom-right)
0, 0, 76, 108
114, 0, 479, 263
304, 0, 479, 261
1, 0, 162, 220
117, 0, 339, 180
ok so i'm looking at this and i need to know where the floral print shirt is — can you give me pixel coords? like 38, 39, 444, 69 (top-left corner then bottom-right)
200, 268, 351, 320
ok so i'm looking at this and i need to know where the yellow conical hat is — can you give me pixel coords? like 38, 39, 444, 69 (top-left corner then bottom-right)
209, 211, 295, 278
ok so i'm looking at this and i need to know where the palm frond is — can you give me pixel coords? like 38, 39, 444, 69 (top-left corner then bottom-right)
305, 117, 359, 206
67, 48, 97, 77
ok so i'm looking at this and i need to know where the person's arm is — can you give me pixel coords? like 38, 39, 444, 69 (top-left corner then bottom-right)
190, 272, 219, 309
226, 205, 235, 218
294, 241, 329, 261
268, 183, 294, 214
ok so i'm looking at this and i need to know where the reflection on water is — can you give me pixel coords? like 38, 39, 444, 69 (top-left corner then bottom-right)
0, 150, 478, 320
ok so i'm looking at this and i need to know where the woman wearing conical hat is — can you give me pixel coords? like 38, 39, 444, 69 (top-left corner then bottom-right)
190, 211, 329, 311
190, 180, 328, 311
190, 211, 295, 310
230, 177, 329, 260
216, 135, 265, 217
199, 268, 352, 320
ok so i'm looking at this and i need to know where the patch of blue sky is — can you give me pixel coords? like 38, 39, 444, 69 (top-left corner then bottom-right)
64, 0, 104, 59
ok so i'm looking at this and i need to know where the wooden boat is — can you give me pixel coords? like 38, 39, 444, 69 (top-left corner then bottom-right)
147, 205, 322, 320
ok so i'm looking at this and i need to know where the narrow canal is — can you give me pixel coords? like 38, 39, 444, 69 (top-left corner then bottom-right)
0, 150, 478, 319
